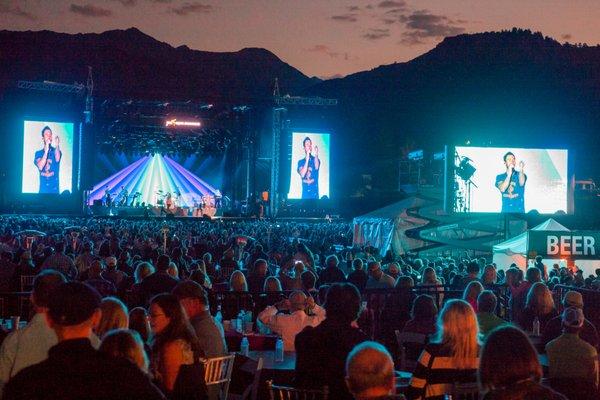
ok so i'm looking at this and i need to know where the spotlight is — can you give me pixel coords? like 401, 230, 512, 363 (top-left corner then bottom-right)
457, 158, 476, 181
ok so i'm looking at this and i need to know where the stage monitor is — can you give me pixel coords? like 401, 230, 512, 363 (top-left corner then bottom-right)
452, 146, 569, 214
22, 120, 74, 194
287, 132, 330, 200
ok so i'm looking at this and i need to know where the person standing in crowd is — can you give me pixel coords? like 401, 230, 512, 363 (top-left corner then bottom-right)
172, 281, 227, 358
345, 341, 397, 400
258, 290, 325, 351
85, 259, 117, 297
318, 255, 346, 286
3, 281, 165, 399
476, 291, 506, 338
408, 299, 480, 400
296, 283, 368, 400
347, 258, 368, 292
365, 261, 395, 289
462, 281, 484, 312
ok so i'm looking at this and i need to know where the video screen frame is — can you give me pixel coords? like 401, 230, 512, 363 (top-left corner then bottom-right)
22, 119, 75, 195
446, 145, 572, 215
287, 131, 331, 200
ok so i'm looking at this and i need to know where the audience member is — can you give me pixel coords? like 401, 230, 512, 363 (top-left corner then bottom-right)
517, 282, 557, 333
95, 297, 129, 339
319, 255, 347, 285
41, 242, 77, 280
366, 261, 395, 289
140, 255, 179, 305
99, 329, 149, 373
476, 291, 505, 338
345, 341, 398, 400
347, 258, 368, 292
3, 281, 164, 399
462, 281, 484, 312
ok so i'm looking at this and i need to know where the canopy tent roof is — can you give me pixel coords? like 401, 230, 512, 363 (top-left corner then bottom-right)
493, 218, 569, 256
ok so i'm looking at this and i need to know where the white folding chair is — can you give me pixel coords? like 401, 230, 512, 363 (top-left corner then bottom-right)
201, 353, 236, 400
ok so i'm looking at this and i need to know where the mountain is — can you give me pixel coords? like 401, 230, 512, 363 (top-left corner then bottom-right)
305, 29, 600, 192
0, 27, 316, 102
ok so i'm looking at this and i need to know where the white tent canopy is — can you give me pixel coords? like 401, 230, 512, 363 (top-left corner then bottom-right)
353, 197, 430, 255
492, 218, 569, 270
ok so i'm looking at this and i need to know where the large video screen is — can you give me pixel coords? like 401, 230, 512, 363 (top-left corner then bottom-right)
453, 147, 568, 214
288, 132, 330, 200
22, 120, 74, 194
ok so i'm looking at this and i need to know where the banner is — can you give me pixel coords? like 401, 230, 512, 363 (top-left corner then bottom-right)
528, 230, 600, 259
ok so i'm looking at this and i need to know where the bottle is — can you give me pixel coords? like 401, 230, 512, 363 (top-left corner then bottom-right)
240, 336, 249, 356
532, 316, 540, 336
275, 337, 284, 362
215, 304, 223, 324
236, 310, 245, 332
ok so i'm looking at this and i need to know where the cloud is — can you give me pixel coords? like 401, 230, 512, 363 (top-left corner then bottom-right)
305, 44, 340, 58
0, 3, 36, 20
362, 28, 390, 41
70, 3, 113, 17
378, 0, 406, 8
381, 18, 396, 25
561, 33, 572, 40
331, 13, 358, 22
110, 0, 137, 6
319, 73, 344, 80
399, 10, 466, 45
169, 2, 213, 16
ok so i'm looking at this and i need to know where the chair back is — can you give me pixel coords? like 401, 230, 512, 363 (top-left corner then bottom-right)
267, 380, 328, 400
395, 330, 427, 371
20, 275, 36, 292
452, 382, 479, 400
202, 353, 236, 399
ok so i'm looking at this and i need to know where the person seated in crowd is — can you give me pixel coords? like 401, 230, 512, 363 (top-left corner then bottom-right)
222, 270, 254, 320
476, 291, 506, 338
84, 259, 117, 297
545, 307, 599, 387
95, 297, 129, 339
41, 242, 78, 280
402, 294, 438, 337
407, 299, 479, 400
366, 261, 395, 289
218, 249, 238, 280
385, 262, 402, 282
99, 329, 150, 373
462, 281, 483, 312
451, 260, 479, 290
347, 258, 368, 292
140, 255, 179, 305
419, 267, 444, 307
74, 241, 95, 276
246, 258, 269, 293
0, 271, 67, 394
172, 280, 227, 358
479, 325, 567, 399
381, 276, 416, 357
3, 281, 165, 399
542, 290, 599, 349
129, 307, 152, 347
517, 282, 557, 333
296, 283, 368, 400
102, 256, 129, 289
258, 290, 325, 351
279, 261, 306, 290
318, 255, 347, 286
301, 270, 319, 299
345, 341, 401, 400
148, 293, 204, 396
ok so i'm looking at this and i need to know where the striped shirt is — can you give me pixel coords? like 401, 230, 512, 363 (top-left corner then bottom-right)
407, 343, 479, 400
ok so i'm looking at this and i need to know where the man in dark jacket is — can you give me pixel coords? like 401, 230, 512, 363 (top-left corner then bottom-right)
3, 281, 164, 400
139, 254, 178, 304
295, 282, 367, 400
318, 255, 346, 286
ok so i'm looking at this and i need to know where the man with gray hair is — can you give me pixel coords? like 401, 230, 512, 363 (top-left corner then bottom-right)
345, 341, 399, 400
258, 290, 325, 351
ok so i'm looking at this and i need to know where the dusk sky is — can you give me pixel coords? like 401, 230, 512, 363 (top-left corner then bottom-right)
1, 0, 599, 79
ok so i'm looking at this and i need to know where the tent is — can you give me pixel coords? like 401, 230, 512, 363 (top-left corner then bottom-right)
352, 197, 431, 255
492, 218, 569, 269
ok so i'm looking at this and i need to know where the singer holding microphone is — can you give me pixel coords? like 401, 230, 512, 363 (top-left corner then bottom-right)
34, 126, 61, 194
496, 151, 526, 213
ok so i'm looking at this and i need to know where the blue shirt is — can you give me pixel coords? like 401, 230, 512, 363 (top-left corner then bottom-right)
34, 147, 60, 194
496, 171, 526, 213
297, 155, 319, 199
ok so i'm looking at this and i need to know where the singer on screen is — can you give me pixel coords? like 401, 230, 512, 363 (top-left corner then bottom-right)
495, 151, 526, 213
34, 126, 61, 194
297, 136, 320, 199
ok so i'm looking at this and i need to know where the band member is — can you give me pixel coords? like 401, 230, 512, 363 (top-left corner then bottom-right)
165, 193, 174, 211
103, 186, 112, 207
297, 136, 320, 199
34, 126, 61, 194
118, 186, 129, 206
496, 151, 527, 213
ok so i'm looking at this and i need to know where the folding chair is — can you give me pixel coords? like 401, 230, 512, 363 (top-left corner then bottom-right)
267, 380, 329, 400
201, 353, 236, 400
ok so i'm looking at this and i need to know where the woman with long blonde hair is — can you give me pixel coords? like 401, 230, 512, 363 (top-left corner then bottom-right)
518, 282, 557, 333
408, 299, 480, 399
462, 281, 484, 312
95, 297, 129, 339
222, 270, 254, 320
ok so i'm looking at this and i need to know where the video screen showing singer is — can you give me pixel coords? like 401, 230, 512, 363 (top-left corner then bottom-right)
495, 151, 527, 213
297, 136, 320, 199
34, 126, 62, 194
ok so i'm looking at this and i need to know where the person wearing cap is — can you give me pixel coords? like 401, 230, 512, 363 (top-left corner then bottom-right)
101, 256, 128, 289
542, 290, 599, 349
0, 271, 66, 395
41, 242, 77, 280
345, 341, 397, 400
3, 281, 165, 400
545, 307, 599, 386
172, 280, 227, 358
258, 290, 325, 351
